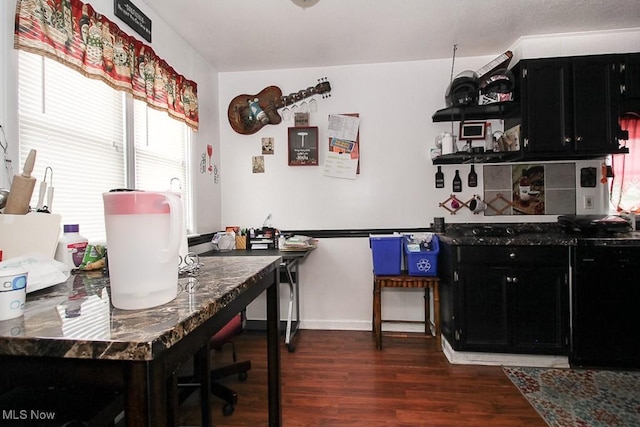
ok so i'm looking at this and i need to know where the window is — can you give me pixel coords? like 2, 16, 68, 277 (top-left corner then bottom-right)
17, 51, 192, 242
611, 116, 640, 214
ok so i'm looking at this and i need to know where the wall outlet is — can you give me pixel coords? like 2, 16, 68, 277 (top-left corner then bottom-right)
584, 195, 594, 210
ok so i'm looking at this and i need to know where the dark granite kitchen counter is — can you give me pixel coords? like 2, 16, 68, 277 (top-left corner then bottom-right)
438, 223, 640, 246
0, 256, 281, 361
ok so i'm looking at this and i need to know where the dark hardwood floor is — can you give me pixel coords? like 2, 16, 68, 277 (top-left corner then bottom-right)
178, 330, 546, 426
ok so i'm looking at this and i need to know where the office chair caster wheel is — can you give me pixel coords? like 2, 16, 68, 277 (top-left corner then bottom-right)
222, 403, 235, 416
238, 372, 248, 382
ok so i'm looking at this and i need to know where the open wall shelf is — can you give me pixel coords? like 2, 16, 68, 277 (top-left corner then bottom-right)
431, 102, 517, 122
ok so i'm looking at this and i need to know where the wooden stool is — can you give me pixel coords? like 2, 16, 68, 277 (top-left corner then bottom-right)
372, 272, 441, 351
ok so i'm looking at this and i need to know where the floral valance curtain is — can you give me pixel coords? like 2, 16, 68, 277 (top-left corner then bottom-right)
14, 0, 199, 130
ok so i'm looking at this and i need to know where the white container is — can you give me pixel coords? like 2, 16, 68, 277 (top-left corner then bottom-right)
103, 191, 183, 310
54, 224, 88, 269
441, 132, 456, 155
0, 267, 27, 321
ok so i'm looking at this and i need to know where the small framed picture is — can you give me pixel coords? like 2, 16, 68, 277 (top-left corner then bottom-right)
288, 126, 319, 166
459, 121, 486, 140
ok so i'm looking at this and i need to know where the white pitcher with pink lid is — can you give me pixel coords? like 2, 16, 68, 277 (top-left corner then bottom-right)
103, 191, 184, 310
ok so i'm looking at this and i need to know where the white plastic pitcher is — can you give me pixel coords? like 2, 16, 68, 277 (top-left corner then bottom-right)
103, 191, 184, 310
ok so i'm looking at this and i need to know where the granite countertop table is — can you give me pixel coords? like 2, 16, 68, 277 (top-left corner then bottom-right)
0, 255, 284, 426
0, 255, 282, 361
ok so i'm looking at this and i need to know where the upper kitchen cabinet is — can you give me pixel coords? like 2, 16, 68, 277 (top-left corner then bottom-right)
620, 53, 640, 115
505, 55, 629, 158
432, 53, 637, 164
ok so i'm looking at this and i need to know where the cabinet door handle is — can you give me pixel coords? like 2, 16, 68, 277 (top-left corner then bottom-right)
564, 137, 572, 144
509, 252, 516, 259
512, 277, 519, 283
576, 136, 583, 142
620, 84, 626, 94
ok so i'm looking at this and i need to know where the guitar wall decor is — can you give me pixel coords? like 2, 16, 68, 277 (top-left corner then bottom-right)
228, 78, 331, 135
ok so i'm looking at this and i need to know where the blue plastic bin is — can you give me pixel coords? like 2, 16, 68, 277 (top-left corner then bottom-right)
369, 234, 402, 275
404, 235, 439, 276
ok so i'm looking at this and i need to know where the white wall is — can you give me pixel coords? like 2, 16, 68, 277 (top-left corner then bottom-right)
221, 29, 640, 329
218, 56, 503, 230
1, 0, 222, 235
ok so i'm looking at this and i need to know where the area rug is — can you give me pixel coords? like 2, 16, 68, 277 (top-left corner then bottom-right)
503, 366, 640, 426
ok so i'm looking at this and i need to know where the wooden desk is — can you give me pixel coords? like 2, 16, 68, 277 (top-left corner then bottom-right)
373, 273, 441, 351
0, 256, 282, 426
205, 248, 314, 352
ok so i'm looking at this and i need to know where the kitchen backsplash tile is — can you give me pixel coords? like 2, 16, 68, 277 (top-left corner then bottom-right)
483, 163, 576, 216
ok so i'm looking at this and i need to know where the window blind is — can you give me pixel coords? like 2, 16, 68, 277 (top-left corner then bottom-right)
17, 51, 192, 242
133, 100, 192, 229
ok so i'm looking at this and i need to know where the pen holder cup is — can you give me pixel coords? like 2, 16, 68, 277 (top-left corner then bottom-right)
235, 236, 247, 250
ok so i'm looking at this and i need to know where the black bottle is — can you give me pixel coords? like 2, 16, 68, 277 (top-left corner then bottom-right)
452, 169, 462, 192
435, 166, 445, 188
468, 165, 477, 187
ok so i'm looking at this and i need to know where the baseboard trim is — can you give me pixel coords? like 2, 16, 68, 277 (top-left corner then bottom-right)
441, 336, 570, 368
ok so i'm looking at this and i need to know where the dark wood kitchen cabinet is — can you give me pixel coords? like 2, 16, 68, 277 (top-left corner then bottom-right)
571, 244, 640, 369
620, 53, 640, 114
506, 55, 628, 157
440, 243, 569, 355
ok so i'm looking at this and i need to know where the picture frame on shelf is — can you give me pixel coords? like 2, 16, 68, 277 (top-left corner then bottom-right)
288, 126, 319, 166
459, 121, 486, 140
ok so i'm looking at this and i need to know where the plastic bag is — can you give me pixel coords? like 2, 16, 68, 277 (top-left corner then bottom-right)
0, 253, 70, 293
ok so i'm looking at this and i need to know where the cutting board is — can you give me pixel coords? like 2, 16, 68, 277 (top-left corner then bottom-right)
0, 213, 61, 260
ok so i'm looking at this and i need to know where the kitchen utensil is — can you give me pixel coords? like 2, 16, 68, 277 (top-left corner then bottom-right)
36, 166, 54, 212
103, 191, 183, 310
0, 188, 9, 209
4, 149, 37, 214
600, 163, 608, 183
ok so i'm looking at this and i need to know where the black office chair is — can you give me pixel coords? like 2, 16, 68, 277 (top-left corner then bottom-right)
177, 312, 251, 416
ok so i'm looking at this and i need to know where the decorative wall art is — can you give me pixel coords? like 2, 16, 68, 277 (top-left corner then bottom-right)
288, 127, 319, 166
227, 79, 331, 135
262, 137, 274, 155
207, 144, 213, 173
252, 156, 265, 173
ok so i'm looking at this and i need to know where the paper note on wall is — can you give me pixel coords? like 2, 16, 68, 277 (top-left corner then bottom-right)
322, 151, 358, 180
328, 114, 360, 141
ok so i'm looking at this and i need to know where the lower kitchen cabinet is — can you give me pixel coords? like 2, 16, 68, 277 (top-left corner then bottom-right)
440, 243, 569, 355
571, 244, 640, 368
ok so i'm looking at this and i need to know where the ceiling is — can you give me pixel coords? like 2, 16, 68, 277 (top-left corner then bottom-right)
139, 0, 640, 72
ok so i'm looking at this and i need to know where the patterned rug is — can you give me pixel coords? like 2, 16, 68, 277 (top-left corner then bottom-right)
504, 366, 640, 427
